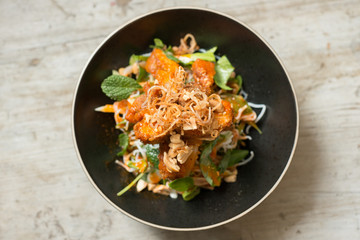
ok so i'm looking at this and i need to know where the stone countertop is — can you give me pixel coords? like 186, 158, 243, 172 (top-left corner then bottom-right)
1, 0, 359, 239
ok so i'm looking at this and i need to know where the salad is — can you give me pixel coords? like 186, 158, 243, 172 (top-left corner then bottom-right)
96, 34, 266, 201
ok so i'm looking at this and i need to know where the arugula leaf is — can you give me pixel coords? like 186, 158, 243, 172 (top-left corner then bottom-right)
136, 66, 149, 82
129, 54, 148, 65
214, 55, 234, 90
101, 75, 142, 101
117, 133, 129, 156
199, 138, 222, 187
182, 186, 200, 201
169, 177, 194, 192
218, 149, 249, 173
145, 144, 160, 169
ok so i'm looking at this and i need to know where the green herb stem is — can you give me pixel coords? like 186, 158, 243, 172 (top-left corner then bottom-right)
117, 172, 144, 197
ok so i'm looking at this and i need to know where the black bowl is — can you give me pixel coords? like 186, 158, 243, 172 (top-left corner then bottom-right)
72, 7, 298, 230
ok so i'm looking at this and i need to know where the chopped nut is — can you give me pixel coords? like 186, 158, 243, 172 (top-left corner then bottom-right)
177, 146, 194, 164
183, 117, 197, 130
152, 184, 171, 195
136, 179, 148, 192
193, 177, 209, 186
224, 175, 237, 183
163, 152, 180, 172
169, 142, 184, 151
170, 134, 182, 143
147, 183, 157, 191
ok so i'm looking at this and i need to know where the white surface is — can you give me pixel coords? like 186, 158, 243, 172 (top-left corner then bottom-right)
1, 0, 359, 239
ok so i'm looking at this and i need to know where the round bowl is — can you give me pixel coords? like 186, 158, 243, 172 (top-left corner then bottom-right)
72, 7, 299, 231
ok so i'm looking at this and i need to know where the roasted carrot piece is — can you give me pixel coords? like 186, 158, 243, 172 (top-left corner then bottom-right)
191, 59, 216, 95
145, 48, 179, 86
133, 118, 166, 143
213, 100, 233, 130
125, 94, 146, 123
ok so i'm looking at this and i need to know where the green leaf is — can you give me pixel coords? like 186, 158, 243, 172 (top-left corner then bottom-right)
190, 47, 217, 62
136, 66, 149, 82
164, 52, 180, 63
129, 54, 148, 65
228, 75, 243, 91
182, 187, 200, 201
169, 177, 194, 192
117, 133, 129, 156
101, 75, 142, 101
117, 173, 144, 196
151, 38, 165, 49
178, 47, 217, 65
145, 144, 160, 169
218, 149, 249, 173
214, 55, 234, 90
218, 151, 232, 173
235, 75, 243, 89
228, 149, 249, 167
199, 138, 222, 187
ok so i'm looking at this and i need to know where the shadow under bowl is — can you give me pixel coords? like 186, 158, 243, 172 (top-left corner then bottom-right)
72, 7, 299, 231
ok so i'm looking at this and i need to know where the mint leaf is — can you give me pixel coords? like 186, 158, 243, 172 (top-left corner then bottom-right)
169, 177, 194, 192
117, 133, 129, 156
145, 144, 160, 169
101, 75, 142, 101
182, 186, 200, 201
214, 55, 234, 90
199, 138, 222, 187
129, 54, 148, 65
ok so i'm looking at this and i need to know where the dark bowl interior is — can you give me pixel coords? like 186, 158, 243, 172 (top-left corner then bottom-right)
73, 8, 298, 230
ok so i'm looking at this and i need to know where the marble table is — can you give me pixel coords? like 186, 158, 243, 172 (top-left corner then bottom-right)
1, 0, 359, 239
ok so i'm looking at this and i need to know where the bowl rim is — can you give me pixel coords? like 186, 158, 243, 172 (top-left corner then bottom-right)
71, 6, 299, 231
